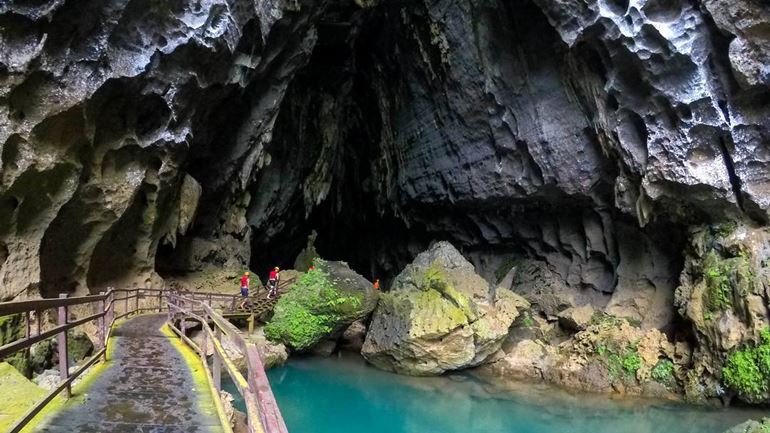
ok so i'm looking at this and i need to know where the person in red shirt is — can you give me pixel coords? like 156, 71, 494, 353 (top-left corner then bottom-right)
238, 271, 250, 309
267, 267, 280, 299
373, 279, 380, 290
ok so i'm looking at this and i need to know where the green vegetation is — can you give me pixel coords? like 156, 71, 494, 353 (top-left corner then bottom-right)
712, 221, 738, 238
702, 250, 754, 319
596, 340, 642, 380
0, 314, 30, 376
265, 262, 361, 350
590, 312, 641, 328
521, 312, 535, 328
418, 261, 476, 320
704, 251, 733, 313
0, 362, 46, 431
722, 329, 770, 402
651, 359, 675, 385
622, 351, 642, 374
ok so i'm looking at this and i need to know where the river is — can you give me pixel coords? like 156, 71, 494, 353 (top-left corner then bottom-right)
223, 353, 765, 433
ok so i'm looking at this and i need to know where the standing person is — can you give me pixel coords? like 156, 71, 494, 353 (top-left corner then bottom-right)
268, 267, 280, 299
373, 279, 380, 290
239, 271, 250, 309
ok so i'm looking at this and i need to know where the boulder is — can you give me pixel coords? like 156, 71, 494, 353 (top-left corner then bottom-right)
339, 320, 367, 352
362, 241, 528, 375
250, 329, 289, 369
557, 305, 595, 332
309, 340, 337, 357
722, 419, 770, 433
265, 259, 378, 350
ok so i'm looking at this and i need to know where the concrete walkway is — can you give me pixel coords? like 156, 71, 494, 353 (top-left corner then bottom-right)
33, 315, 225, 433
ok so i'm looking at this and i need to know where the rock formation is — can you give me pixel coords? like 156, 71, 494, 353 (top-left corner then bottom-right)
2, 0, 770, 408
675, 223, 770, 402
265, 259, 378, 350
362, 242, 528, 375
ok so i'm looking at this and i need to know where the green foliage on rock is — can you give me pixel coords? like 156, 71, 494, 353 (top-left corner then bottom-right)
0, 362, 46, 431
594, 331, 642, 381
0, 314, 30, 376
622, 351, 642, 374
590, 311, 640, 328
417, 261, 477, 320
651, 359, 675, 384
265, 261, 364, 350
702, 250, 754, 318
521, 312, 535, 328
712, 221, 738, 238
722, 329, 770, 402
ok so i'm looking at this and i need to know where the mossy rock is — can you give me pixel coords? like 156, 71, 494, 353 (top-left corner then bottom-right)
362, 242, 526, 375
722, 328, 770, 403
723, 418, 770, 433
265, 259, 378, 350
0, 362, 47, 431
0, 314, 31, 376
67, 331, 94, 364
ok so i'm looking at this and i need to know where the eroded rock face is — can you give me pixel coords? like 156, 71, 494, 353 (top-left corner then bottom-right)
674, 223, 770, 402
2, 0, 770, 405
362, 242, 529, 375
481, 315, 689, 399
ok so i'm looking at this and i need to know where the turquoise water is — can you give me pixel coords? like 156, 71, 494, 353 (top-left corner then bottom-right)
225, 354, 766, 433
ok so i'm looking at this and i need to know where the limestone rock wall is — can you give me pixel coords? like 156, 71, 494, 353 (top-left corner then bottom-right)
1, 0, 769, 334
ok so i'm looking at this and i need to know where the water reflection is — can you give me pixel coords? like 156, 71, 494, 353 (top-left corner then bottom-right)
229, 353, 765, 433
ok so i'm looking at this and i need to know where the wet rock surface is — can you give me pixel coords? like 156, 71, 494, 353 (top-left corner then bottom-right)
34, 315, 223, 433
362, 242, 528, 375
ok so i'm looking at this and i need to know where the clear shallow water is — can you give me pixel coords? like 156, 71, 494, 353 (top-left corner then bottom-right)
225, 353, 766, 433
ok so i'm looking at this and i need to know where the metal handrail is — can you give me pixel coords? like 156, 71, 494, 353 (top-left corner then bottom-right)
0, 287, 258, 433
167, 292, 289, 433
0, 287, 168, 433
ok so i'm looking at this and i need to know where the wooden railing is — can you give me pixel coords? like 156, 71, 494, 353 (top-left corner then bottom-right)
0, 288, 171, 433
167, 292, 289, 433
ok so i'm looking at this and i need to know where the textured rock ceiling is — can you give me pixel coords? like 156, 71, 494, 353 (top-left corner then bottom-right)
0, 0, 768, 304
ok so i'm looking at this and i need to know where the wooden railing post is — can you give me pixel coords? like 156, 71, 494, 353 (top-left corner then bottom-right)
57, 294, 70, 398
200, 319, 208, 361
35, 310, 41, 336
213, 325, 222, 392
25, 311, 30, 338
158, 291, 162, 313
97, 292, 105, 353
135, 289, 141, 313
124, 291, 129, 316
